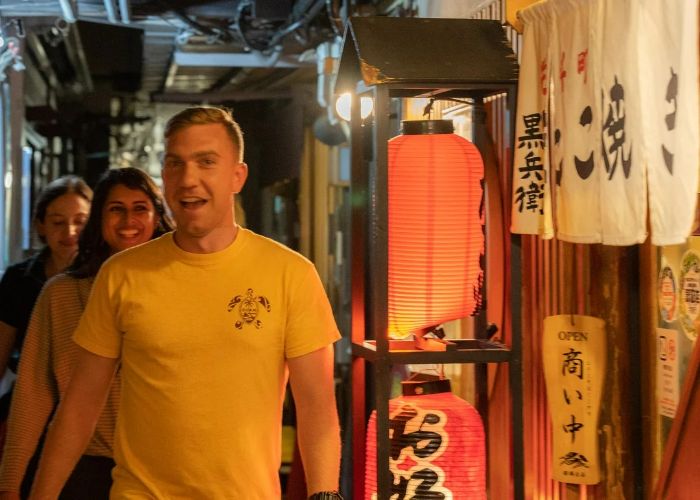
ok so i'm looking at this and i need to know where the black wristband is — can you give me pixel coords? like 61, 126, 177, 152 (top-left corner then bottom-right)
308, 491, 343, 500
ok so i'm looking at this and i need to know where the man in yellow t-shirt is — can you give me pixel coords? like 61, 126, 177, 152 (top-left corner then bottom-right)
30, 107, 343, 499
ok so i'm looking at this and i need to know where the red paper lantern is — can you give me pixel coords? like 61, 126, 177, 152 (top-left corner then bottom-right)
388, 120, 484, 339
365, 379, 486, 499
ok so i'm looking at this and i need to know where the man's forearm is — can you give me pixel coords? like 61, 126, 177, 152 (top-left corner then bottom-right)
296, 404, 341, 494
29, 397, 100, 499
288, 345, 341, 496
29, 348, 117, 499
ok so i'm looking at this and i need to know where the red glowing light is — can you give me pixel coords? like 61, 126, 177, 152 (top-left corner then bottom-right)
387, 121, 484, 339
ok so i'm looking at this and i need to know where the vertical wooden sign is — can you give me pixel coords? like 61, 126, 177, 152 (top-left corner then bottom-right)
543, 314, 606, 484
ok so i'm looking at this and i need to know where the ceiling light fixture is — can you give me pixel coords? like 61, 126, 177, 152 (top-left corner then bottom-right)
335, 92, 373, 121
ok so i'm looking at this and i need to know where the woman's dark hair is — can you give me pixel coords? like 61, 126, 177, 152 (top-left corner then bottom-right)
34, 175, 93, 244
68, 167, 174, 279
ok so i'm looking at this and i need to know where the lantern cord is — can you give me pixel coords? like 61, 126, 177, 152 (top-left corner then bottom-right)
423, 99, 433, 119
422, 97, 476, 118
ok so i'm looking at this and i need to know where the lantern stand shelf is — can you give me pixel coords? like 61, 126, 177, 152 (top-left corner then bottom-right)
336, 17, 524, 499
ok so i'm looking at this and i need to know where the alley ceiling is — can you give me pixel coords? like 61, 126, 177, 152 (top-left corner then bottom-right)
0, 0, 354, 103
0, 0, 378, 170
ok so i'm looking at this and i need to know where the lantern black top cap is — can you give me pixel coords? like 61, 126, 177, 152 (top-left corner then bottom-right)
335, 16, 518, 94
402, 376, 452, 396
402, 120, 454, 135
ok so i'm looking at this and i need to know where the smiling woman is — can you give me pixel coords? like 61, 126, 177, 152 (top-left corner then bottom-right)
0, 167, 173, 499
69, 168, 174, 279
102, 184, 159, 254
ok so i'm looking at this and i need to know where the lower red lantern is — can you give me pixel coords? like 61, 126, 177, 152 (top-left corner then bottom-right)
365, 378, 486, 499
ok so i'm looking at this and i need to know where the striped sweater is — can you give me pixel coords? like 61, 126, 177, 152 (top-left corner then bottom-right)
0, 273, 120, 492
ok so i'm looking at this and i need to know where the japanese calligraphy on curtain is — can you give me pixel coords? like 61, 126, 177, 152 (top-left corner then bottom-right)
511, 0, 699, 246
510, 3, 554, 238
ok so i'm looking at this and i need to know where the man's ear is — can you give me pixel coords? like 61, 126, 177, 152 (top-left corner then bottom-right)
232, 162, 249, 194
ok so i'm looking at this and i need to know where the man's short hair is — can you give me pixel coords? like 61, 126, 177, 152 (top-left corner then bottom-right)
164, 107, 245, 162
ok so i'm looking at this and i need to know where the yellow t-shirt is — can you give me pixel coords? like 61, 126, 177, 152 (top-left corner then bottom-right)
73, 229, 340, 499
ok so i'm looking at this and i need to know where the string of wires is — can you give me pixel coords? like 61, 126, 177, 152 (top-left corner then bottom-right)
164, 0, 336, 55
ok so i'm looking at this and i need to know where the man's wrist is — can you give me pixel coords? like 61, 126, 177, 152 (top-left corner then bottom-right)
308, 491, 343, 500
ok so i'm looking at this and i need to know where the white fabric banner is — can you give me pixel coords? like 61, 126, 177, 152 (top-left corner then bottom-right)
638, 0, 699, 246
510, 3, 554, 239
515, 0, 698, 245
596, 0, 647, 245
550, 0, 602, 243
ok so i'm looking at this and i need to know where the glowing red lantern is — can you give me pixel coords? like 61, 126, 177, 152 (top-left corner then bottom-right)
365, 378, 486, 499
388, 120, 484, 339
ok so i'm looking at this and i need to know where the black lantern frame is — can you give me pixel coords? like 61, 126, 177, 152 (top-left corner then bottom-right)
336, 16, 524, 500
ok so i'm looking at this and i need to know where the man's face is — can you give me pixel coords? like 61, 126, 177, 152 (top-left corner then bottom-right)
162, 123, 247, 244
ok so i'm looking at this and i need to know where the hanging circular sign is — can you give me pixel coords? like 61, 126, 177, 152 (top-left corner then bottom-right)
678, 250, 700, 341
658, 262, 677, 323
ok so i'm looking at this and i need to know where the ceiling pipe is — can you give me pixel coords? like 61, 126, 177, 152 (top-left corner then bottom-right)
172, 51, 312, 68
64, 20, 94, 92
119, 0, 131, 24
152, 89, 293, 103
57, 0, 77, 22
103, 0, 118, 23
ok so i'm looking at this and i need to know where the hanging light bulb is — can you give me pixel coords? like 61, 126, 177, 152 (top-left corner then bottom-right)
335, 92, 374, 121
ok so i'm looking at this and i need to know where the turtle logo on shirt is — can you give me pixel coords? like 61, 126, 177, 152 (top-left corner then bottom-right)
227, 288, 271, 329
